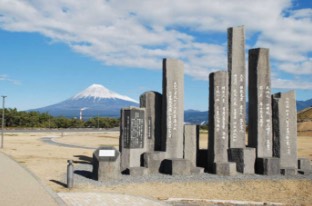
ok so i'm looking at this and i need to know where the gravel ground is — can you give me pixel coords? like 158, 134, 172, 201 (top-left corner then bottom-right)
68, 163, 312, 187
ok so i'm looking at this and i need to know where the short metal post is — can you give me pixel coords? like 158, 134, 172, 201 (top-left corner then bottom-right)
67, 160, 74, 189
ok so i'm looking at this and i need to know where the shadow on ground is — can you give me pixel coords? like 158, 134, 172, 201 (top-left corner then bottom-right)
74, 155, 93, 164
50, 179, 67, 188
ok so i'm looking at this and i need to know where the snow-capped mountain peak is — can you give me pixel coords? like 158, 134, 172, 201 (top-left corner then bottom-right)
71, 84, 138, 103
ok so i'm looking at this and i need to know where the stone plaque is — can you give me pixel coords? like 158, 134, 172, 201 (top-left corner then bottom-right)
123, 108, 145, 149
248, 48, 272, 158
228, 26, 246, 148
99, 150, 115, 157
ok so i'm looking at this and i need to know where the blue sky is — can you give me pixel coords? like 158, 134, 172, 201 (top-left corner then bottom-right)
0, 0, 311, 111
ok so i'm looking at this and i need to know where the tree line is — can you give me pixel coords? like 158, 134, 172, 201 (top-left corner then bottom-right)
0, 108, 119, 128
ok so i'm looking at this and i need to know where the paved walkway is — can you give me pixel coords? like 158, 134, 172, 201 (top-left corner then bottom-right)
0, 148, 168, 206
58, 192, 169, 206
41, 136, 96, 149
0, 151, 64, 206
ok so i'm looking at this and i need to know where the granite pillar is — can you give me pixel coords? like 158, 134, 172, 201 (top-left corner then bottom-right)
140, 91, 162, 151
248, 48, 273, 158
272, 91, 297, 171
228, 26, 246, 148
162, 58, 184, 158
208, 71, 235, 175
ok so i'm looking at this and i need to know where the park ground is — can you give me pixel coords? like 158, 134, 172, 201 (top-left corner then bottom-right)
1, 126, 312, 206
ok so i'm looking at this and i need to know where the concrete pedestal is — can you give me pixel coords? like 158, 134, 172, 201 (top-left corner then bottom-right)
142, 152, 166, 174
256, 157, 280, 175
214, 162, 237, 176
160, 158, 192, 175
92, 147, 121, 181
128, 167, 149, 176
228, 148, 256, 174
280, 168, 297, 176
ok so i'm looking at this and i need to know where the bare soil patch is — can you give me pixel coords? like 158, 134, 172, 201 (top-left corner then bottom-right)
2, 130, 312, 205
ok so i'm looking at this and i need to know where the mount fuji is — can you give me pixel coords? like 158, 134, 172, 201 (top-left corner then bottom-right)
30, 84, 139, 119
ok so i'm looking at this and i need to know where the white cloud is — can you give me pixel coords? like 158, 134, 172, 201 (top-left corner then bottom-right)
0, 0, 311, 84
0, 75, 20, 85
272, 77, 312, 90
279, 60, 312, 74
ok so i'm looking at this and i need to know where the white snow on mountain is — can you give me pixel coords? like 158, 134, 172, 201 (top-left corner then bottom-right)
71, 84, 138, 103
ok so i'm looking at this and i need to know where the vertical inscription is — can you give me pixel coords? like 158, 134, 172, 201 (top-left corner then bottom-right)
258, 85, 272, 153
285, 97, 291, 155
221, 86, 227, 140
231, 74, 245, 141
264, 85, 271, 152
167, 81, 178, 138
232, 74, 238, 142
123, 109, 145, 148
215, 86, 221, 133
239, 74, 245, 133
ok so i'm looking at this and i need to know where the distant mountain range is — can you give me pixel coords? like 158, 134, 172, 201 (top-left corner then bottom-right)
297, 99, 312, 111
29, 84, 312, 124
29, 84, 139, 119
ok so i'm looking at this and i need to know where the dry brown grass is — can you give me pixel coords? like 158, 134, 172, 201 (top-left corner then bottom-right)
2, 130, 312, 205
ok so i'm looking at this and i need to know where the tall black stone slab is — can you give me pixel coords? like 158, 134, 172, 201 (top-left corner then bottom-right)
120, 107, 146, 171
162, 59, 184, 158
208, 71, 229, 171
140, 91, 162, 151
228, 26, 246, 148
272, 91, 297, 169
248, 48, 273, 158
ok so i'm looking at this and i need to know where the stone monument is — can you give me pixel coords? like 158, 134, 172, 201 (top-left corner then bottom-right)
248, 48, 280, 175
93, 25, 302, 180
272, 91, 297, 175
227, 26, 255, 174
140, 91, 162, 151
228, 25, 246, 149
208, 71, 236, 175
248, 48, 273, 158
162, 58, 184, 158
120, 107, 146, 173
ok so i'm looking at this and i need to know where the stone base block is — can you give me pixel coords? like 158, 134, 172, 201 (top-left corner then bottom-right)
228, 148, 256, 174
142, 152, 166, 174
298, 170, 312, 175
160, 158, 192, 175
214, 162, 237, 176
92, 147, 121, 181
298, 158, 311, 171
191, 167, 205, 175
256, 157, 280, 175
128, 167, 149, 176
280, 168, 297, 176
